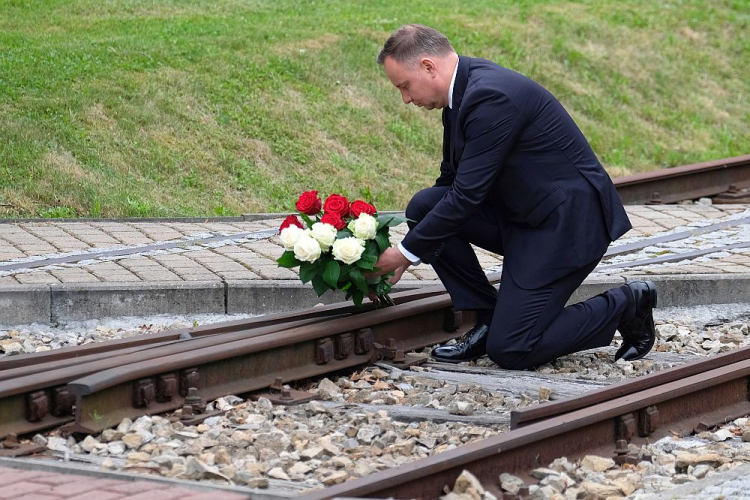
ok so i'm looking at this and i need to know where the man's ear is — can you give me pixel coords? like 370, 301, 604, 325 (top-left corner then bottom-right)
420, 57, 438, 77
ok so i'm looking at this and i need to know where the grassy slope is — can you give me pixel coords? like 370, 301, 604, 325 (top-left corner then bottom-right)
0, 0, 748, 218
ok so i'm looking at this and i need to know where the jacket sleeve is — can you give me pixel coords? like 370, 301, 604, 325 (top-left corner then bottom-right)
433, 108, 455, 187
404, 87, 525, 258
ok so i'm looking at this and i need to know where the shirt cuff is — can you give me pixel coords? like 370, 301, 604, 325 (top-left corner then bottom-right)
397, 242, 421, 265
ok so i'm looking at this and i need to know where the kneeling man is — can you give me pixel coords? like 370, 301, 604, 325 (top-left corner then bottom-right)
372, 24, 656, 369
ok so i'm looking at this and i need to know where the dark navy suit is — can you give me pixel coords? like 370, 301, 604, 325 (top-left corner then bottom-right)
403, 56, 635, 369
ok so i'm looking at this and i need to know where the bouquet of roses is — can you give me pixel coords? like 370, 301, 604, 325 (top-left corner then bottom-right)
276, 191, 406, 307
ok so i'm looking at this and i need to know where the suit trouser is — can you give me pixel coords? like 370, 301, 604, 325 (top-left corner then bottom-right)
406, 186, 633, 370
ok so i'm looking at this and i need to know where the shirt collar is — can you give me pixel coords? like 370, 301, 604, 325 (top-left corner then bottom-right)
447, 58, 459, 109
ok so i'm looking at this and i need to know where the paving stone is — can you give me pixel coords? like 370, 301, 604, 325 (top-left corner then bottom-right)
15, 273, 61, 284
49, 270, 101, 283
253, 266, 298, 280
214, 271, 261, 280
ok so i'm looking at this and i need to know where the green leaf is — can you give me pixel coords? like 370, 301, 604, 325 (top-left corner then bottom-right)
311, 276, 329, 296
355, 253, 377, 270
365, 240, 379, 257
375, 231, 390, 253
351, 290, 364, 307
376, 214, 408, 228
276, 251, 301, 268
337, 228, 353, 238
299, 261, 319, 283
349, 268, 369, 295
323, 260, 341, 287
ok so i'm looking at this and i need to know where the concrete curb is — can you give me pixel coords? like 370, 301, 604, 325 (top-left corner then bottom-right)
1, 274, 749, 326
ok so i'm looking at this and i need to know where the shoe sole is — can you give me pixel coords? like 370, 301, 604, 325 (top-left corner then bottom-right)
430, 354, 483, 364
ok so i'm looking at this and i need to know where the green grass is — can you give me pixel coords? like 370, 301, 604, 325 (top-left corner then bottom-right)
0, 0, 748, 218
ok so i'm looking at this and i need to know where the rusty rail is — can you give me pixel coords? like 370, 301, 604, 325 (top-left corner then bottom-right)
61, 294, 469, 434
0, 284, 447, 372
0, 292, 471, 437
614, 154, 750, 204
302, 350, 750, 499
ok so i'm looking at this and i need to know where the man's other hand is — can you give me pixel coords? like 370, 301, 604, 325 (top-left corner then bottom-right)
369, 247, 410, 279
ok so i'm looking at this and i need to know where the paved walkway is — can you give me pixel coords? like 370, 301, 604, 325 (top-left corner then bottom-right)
0, 204, 749, 324
0, 465, 249, 499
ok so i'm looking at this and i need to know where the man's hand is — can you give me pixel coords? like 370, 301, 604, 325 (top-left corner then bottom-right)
370, 247, 410, 278
366, 248, 411, 303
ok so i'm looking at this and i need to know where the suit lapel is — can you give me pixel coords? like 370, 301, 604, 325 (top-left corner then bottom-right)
449, 56, 471, 166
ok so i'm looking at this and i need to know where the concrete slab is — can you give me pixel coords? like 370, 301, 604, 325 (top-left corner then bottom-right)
49, 282, 225, 325
626, 273, 750, 307
0, 286, 50, 325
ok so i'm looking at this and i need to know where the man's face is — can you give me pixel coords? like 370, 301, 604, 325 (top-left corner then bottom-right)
383, 56, 445, 110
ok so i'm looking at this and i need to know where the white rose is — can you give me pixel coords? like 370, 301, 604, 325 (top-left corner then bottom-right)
310, 222, 338, 251
294, 234, 322, 262
279, 225, 305, 251
332, 237, 366, 265
348, 213, 378, 240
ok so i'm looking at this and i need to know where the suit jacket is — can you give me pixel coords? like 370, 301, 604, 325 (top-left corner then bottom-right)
402, 56, 632, 289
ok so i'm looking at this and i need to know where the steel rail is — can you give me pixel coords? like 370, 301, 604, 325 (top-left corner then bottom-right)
0, 318, 333, 437
0, 294, 464, 435
511, 345, 750, 429
614, 154, 750, 204
61, 294, 470, 434
0, 284, 447, 371
0, 318, 336, 382
301, 354, 750, 499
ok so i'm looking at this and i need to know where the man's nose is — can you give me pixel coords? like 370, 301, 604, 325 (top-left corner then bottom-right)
400, 90, 412, 104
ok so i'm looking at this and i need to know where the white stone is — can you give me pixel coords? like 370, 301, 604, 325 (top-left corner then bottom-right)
453, 470, 485, 495
301, 446, 325, 460
267, 467, 290, 480
448, 401, 476, 416
107, 441, 126, 455
46, 436, 68, 452
499, 473, 524, 495
356, 425, 382, 443
580, 454, 615, 472
186, 456, 229, 480
710, 428, 735, 442
80, 435, 100, 452
288, 462, 312, 475
322, 471, 348, 485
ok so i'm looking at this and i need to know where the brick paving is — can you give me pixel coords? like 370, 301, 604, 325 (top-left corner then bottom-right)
0, 466, 248, 499
0, 206, 748, 287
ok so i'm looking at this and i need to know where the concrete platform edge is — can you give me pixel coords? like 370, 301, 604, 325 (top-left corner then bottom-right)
1, 274, 749, 327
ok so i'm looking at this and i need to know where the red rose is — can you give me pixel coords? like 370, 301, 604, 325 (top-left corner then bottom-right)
295, 190, 322, 215
279, 215, 304, 233
323, 194, 349, 218
349, 200, 377, 218
321, 212, 346, 230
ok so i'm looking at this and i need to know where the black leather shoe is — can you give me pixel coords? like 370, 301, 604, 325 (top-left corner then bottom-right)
431, 323, 490, 363
615, 280, 657, 361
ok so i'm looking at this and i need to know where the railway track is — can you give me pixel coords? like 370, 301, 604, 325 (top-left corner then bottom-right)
2, 216, 747, 442
301, 345, 750, 499
614, 154, 750, 205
